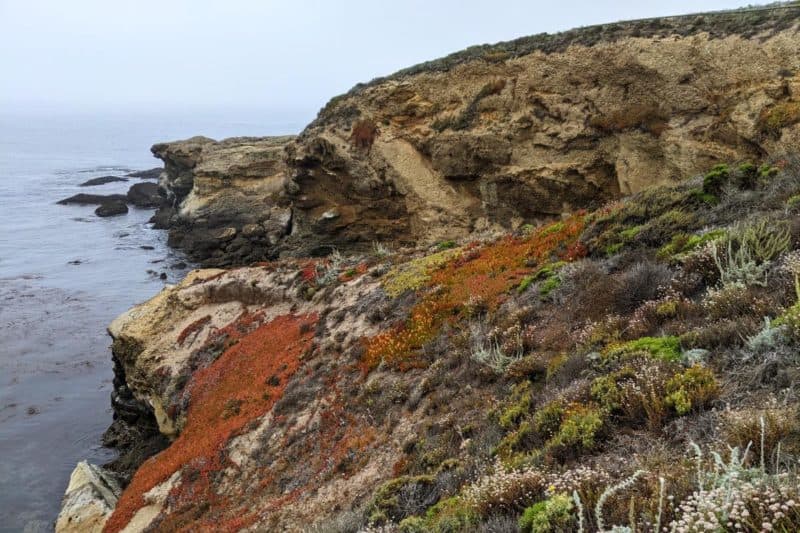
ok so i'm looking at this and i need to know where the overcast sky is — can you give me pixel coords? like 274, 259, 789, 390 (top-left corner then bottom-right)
1, 0, 748, 117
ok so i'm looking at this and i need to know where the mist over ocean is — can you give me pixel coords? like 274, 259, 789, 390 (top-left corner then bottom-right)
0, 108, 308, 531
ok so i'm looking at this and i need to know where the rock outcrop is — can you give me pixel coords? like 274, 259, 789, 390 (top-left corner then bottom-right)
59, 6, 800, 533
55, 462, 121, 533
151, 136, 295, 265
150, 7, 800, 266
95, 201, 129, 217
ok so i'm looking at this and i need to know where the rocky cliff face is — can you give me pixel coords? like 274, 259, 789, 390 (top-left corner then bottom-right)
58, 7, 800, 533
152, 8, 800, 266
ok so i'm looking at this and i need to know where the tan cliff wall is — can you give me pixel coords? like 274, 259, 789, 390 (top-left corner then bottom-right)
151, 7, 800, 266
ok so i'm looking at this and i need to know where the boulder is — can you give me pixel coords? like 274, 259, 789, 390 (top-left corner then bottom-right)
95, 201, 129, 217
57, 194, 127, 206
126, 182, 163, 208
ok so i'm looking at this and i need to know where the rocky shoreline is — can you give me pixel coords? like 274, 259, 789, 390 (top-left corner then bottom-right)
57, 6, 800, 532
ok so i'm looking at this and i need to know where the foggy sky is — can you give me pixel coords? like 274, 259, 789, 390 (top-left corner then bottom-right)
1, 1, 748, 116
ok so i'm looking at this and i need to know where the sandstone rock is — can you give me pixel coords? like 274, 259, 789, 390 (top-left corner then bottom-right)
55, 462, 120, 533
241, 223, 263, 238
95, 201, 129, 217
147, 16, 800, 267
211, 227, 237, 241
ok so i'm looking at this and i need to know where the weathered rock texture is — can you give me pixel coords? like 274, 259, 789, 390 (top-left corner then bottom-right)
151, 8, 800, 266
55, 462, 121, 533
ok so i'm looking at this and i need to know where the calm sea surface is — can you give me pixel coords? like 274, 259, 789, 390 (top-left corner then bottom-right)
0, 109, 308, 531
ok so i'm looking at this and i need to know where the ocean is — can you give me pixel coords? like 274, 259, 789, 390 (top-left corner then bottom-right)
0, 108, 309, 531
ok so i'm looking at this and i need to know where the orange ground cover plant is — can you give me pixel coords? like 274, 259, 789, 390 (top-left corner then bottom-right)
104, 312, 317, 533
363, 214, 586, 371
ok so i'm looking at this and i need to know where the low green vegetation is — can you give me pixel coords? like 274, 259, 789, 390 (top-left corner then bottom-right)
351, 158, 800, 532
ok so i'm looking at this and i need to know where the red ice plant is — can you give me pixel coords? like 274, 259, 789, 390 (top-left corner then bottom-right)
104, 313, 317, 533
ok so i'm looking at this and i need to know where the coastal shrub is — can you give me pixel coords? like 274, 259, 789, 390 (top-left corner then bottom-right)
518, 261, 564, 294
680, 317, 759, 350
499, 381, 532, 429
757, 101, 800, 136
422, 496, 477, 532
533, 400, 565, 440
657, 229, 726, 259
544, 404, 605, 461
599, 360, 672, 431
590, 367, 635, 412
702, 164, 730, 195
518, 493, 575, 533
462, 461, 547, 514
638, 208, 701, 246
688, 187, 719, 205
735, 161, 759, 189
703, 282, 770, 320
668, 443, 800, 531
611, 261, 672, 313
369, 475, 438, 523
786, 193, 800, 212
539, 275, 561, 297
712, 219, 790, 287
663, 364, 719, 415
602, 336, 682, 363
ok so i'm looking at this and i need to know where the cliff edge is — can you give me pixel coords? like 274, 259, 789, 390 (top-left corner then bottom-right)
151, 6, 800, 266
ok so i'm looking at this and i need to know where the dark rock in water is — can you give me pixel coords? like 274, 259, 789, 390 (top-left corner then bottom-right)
58, 193, 127, 205
79, 175, 128, 187
127, 182, 163, 208
125, 167, 162, 180
159, 272, 167, 280
139, 245, 155, 250
67, 259, 83, 265
170, 261, 187, 270
95, 200, 129, 217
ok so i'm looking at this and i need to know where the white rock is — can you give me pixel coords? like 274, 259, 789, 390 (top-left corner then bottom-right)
55, 462, 120, 533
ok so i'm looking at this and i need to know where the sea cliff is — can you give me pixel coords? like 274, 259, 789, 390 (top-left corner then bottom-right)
57, 6, 800, 532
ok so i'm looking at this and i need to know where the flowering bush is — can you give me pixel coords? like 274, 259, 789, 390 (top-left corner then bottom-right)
669, 444, 800, 532
462, 460, 547, 514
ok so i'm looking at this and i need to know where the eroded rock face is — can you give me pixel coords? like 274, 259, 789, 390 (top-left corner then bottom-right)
55, 462, 121, 533
95, 262, 398, 531
151, 12, 800, 266
151, 136, 294, 265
